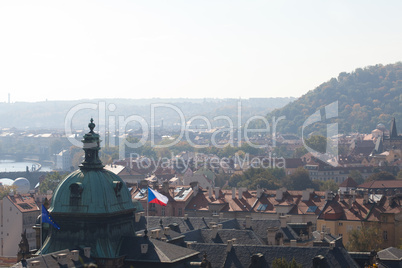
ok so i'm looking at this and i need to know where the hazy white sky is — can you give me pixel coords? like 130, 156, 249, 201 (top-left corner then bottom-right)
1, 0, 402, 102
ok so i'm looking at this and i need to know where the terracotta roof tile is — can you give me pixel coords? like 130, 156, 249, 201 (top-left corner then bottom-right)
339, 177, 358, 187
359, 180, 402, 189
7, 194, 39, 213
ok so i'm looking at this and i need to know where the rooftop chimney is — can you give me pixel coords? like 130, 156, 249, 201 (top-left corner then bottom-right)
279, 215, 288, 228
257, 186, 262, 198
162, 181, 169, 193
227, 240, 234, 252
190, 182, 199, 196
302, 189, 314, 201
208, 187, 213, 199
363, 192, 369, 204
57, 253, 68, 266
164, 227, 170, 236
30, 260, 41, 267
186, 241, 194, 249
208, 221, 217, 228
211, 225, 218, 239
84, 247, 91, 258
325, 191, 333, 201
214, 187, 220, 199
238, 188, 244, 199
232, 187, 236, 199
245, 216, 252, 229
154, 229, 161, 239
135, 212, 144, 223
276, 188, 286, 200
70, 250, 79, 262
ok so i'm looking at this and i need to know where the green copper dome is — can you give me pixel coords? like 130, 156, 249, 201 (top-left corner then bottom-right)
40, 119, 136, 259
50, 169, 134, 214
50, 119, 134, 215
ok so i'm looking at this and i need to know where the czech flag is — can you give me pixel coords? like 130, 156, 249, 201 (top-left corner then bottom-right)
148, 187, 168, 206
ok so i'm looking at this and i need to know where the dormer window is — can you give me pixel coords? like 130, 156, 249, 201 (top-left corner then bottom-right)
113, 181, 122, 197
69, 182, 83, 206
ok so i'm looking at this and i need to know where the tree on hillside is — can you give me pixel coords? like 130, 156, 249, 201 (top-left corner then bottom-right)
304, 135, 329, 154
285, 167, 317, 190
39, 172, 66, 194
293, 146, 308, 158
0, 185, 17, 200
397, 170, 402, 180
366, 171, 396, 182
349, 170, 364, 185
347, 225, 383, 252
265, 63, 402, 135
317, 179, 339, 192
215, 173, 231, 188
227, 167, 285, 190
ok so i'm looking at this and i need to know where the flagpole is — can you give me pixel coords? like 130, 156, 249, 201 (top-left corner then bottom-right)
40, 205, 42, 256
146, 187, 149, 231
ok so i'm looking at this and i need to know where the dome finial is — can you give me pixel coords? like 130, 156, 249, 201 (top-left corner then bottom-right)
88, 118, 95, 133
80, 118, 104, 170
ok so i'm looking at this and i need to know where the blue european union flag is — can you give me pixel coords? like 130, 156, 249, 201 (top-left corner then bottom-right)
42, 205, 60, 230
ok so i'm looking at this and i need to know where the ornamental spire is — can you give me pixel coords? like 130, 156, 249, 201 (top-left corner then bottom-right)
390, 117, 398, 138
79, 118, 104, 170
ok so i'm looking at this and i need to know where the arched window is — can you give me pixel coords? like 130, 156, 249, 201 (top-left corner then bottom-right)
69, 182, 83, 206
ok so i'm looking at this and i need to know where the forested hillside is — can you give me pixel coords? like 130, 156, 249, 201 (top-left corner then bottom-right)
267, 63, 402, 135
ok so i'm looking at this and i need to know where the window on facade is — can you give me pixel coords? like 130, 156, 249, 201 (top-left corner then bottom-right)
382, 216, 388, 223
161, 207, 165, 216
178, 208, 182, 216
338, 222, 343, 226
339, 233, 343, 237
383, 231, 388, 240
172, 207, 175, 216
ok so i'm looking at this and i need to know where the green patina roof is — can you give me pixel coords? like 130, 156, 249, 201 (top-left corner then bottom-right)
50, 169, 134, 214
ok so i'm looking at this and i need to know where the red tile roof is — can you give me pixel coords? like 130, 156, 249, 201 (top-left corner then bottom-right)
318, 194, 402, 221
7, 194, 39, 213
359, 180, 402, 189
253, 190, 327, 215
339, 177, 358, 187
186, 188, 328, 216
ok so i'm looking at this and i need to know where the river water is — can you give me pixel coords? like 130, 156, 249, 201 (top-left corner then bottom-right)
0, 160, 53, 172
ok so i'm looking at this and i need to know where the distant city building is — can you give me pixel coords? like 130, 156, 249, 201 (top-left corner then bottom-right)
317, 193, 402, 248
0, 194, 39, 257
56, 150, 71, 171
